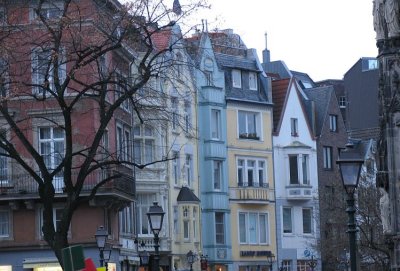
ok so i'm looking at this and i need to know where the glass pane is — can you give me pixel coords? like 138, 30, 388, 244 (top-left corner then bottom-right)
249, 213, 257, 243
238, 112, 246, 135
239, 213, 246, 243
145, 139, 153, 164
144, 126, 153, 136
40, 128, 51, 139
283, 208, 292, 233
133, 126, 141, 136
289, 155, 299, 184
134, 140, 141, 163
259, 214, 267, 243
53, 127, 64, 138
248, 113, 256, 134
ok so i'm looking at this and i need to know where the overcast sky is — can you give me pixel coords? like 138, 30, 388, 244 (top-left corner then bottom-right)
191, 0, 378, 81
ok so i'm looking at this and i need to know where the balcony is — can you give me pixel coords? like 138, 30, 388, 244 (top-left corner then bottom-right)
285, 185, 313, 200
230, 185, 271, 202
0, 169, 135, 200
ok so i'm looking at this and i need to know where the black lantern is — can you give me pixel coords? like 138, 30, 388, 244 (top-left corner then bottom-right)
139, 250, 150, 266
147, 202, 165, 235
147, 202, 165, 271
200, 255, 208, 271
95, 226, 108, 267
186, 250, 196, 271
337, 142, 364, 271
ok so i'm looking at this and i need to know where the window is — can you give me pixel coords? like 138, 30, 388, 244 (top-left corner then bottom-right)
283, 207, 293, 233
0, 7, 6, 25
0, 210, 10, 237
323, 146, 333, 169
0, 131, 8, 184
297, 260, 310, 271
133, 125, 154, 164
238, 111, 260, 140
32, 48, 66, 96
213, 160, 222, 190
329, 114, 338, 132
39, 207, 64, 237
291, 118, 298, 136
193, 207, 197, 240
232, 69, 242, 88
35, 3, 63, 19
301, 155, 309, 185
171, 98, 178, 130
115, 72, 129, 111
302, 208, 312, 234
239, 212, 269, 244
215, 212, 225, 244
120, 204, 133, 234
117, 125, 132, 162
184, 102, 192, 133
137, 194, 157, 235
39, 127, 64, 176
339, 96, 346, 108
183, 206, 190, 240
289, 155, 299, 184
173, 206, 178, 234
249, 72, 257, 90
185, 154, 193, 187
237, 157, 267, 187
211, 109, 221, 139
205, 71, 213, 86
281, 260, 292, 271
176, 53, 183, 78
172, 151, 180, 185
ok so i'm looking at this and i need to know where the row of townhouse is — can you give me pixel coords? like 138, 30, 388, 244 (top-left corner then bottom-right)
0, 1, 378, 271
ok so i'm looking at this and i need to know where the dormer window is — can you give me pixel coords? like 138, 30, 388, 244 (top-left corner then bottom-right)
249, 72, 257, 90
291, 118, 298, 137
232, 69, 241, 88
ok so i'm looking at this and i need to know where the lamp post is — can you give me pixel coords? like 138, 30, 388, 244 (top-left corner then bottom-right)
186, 250, 196, 271
337, 143, 364, 271
147, 202, 165, 271
307, 255, 317, 271
267, 253, 275, 271
95, 226, 108, 267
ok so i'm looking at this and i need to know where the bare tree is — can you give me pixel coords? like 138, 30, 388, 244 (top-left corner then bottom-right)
0, 0, 207, 265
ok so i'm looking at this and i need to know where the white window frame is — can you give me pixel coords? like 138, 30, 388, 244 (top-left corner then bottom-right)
184, 101, 192, 133
133, 125, 155, 165
116, 124, 132, 163
172, 151, 180, 186
288, 154, 310, 185
215, 212, 225, 244
232, 69, 242, 88
32, 2, 64, 20
213, 160, 222, 190
39, 206, 69, 238
185, 154, 193, 187
137, 194, 157, 236
115, 72, 130, 112
238, 212, 269, 245
302, 208, 313, 234
183, 206, 190, 241
193, 207, 197, 241
249, 72, 257, 90
290, 118, 298, 136
39, 127, 65, 172
171, 97, 179, 131
0, 209, 10, 238
237, 157, 267, 187
211, 109, 221, 140
339, 96, 346, 108
120, 204, 133, 235
32, 48, 66, 96
329, 114, 338, 132
238, 110, 261, 140
323, 146, 333, 169
282, 207, 293, 234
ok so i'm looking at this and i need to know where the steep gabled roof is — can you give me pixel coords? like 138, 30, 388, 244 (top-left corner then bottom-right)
271, 78, 290, 133
303, 86, 333, 136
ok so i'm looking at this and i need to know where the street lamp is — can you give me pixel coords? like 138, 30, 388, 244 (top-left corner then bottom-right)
95, 226, 108, 267
267, 253, 275, 271
147, 202, 165, 271
307, 255, 317, 271
337, 143, 364, 271
186, 250, 196, 271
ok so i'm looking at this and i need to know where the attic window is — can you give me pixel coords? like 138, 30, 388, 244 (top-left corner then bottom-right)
249, 72, 257, 90
232, 69, 241, 88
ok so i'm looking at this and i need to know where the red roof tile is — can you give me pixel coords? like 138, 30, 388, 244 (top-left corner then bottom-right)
151, 29, 172, 51
272, 78, 290, 133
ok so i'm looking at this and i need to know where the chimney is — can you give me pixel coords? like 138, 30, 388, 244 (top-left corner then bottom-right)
262, 32, 270, 64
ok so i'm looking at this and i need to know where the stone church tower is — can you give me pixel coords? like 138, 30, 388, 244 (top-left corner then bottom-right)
374, 0, 400, 269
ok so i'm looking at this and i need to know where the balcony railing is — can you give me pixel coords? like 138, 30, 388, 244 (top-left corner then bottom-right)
230, 186, 271, 201
286, 185, 313, 200
0, 169, 135, 197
